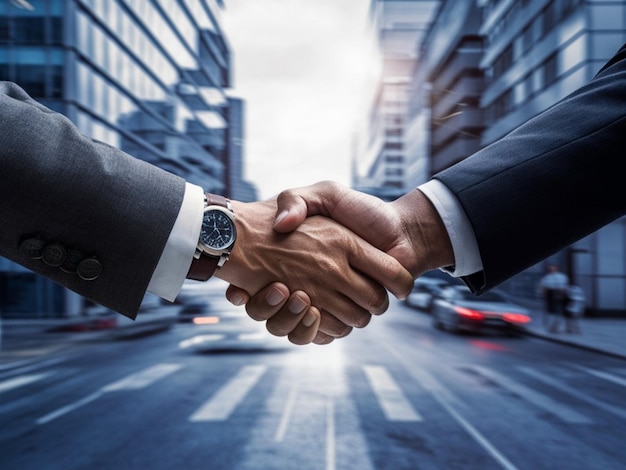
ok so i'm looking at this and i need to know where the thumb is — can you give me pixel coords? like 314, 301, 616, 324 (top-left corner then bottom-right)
272, 193, 311, 233
273, 181, 347, 233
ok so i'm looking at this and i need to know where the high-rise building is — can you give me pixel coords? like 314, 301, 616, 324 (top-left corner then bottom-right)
0, 0, 256, 317
413, 1, 485, 175
352, 0, 441, 201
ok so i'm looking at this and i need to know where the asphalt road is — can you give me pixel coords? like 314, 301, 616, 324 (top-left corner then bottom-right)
1, 295, 625, 470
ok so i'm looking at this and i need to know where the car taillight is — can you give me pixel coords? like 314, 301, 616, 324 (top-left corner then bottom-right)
193, 316, 220, 325
502, 313, 531, 324
454, 307, 484, 320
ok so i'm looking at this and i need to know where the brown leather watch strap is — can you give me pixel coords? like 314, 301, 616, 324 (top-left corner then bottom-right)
187, 255, 220, 281
186, 193, 231, 282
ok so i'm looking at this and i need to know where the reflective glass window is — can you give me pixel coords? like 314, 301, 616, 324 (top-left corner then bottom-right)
14, 17, 45, 44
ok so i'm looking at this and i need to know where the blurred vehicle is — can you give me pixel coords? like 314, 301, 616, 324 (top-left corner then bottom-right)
178, 301, 213, 323
177, 299, 292, 352
431, 285, 531, 335
405, 277, 450, 312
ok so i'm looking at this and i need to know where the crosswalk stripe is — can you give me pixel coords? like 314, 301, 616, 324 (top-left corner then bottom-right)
363, 365, 422, 422
102, 364, 183, 392
190, 365, 267, 422
573, 365, 626, 387
383, 345, 518, 470
37, 363, 184, 425
0, 373, 50, 394
519, 366, 626, 419
467, 365, 592, 424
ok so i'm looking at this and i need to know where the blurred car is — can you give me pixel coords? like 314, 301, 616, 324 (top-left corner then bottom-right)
404, 277, 450, 312
178, 301, 213, 323
177, 299, 292, 352
431, 285, 531, 335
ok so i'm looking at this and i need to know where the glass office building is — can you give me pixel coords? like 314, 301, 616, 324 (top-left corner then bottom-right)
0, 0, 255, 317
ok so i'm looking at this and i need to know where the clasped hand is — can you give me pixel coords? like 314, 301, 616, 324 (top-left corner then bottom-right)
213, 192, 418, 345
220, 181, 454, 345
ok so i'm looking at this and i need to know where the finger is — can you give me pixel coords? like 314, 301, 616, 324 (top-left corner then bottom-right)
313, 330, 335, 345
318, 310, 358, 337
225, 284, 250, 306
288, 306, 321, 345
244, 283, 290, 321
348, 239, 414, 304
265, 291, 312, 337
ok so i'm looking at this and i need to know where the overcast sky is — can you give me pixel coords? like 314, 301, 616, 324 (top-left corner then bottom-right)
221, 0, 378, 200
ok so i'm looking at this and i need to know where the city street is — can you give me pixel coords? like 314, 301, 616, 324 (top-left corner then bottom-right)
1, 286, 625, 470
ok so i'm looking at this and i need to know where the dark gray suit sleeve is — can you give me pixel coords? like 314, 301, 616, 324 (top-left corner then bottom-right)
434, 44, 626, 294
0, 82, 186, 318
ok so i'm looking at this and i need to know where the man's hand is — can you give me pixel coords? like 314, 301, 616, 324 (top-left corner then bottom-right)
215, 198, 414, 345
225, 182, 455, 344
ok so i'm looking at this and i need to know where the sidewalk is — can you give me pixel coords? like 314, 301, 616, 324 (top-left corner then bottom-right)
0, 306, 180, 368
521, 311, 626, 360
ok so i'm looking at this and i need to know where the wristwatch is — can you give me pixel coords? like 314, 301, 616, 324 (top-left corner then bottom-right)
187, 193, 237, 281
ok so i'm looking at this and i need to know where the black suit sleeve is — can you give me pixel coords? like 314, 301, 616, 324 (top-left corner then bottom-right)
0, 82, 186, 318
434, 44, 626, 294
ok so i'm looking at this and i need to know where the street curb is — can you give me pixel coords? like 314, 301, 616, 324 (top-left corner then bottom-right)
521, 328, 626, 361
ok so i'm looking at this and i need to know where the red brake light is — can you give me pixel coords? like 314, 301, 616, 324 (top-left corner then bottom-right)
192, 316, 220, 325
454, 307, 484, 320
502, 313, 531, 324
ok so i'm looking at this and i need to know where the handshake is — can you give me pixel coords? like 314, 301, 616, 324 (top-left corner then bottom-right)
211, 181, 456, 346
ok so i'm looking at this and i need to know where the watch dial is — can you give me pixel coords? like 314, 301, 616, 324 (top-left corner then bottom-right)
200, 210, 235, 250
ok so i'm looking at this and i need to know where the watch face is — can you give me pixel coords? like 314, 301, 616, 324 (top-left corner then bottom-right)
200, 209, 236, 251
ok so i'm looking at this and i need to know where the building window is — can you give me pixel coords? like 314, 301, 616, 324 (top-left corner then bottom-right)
385, 128, 403, 137
384, 142, 403, 150
492, 44, 513, 79
489, 88, 514, 122
542, 52, 558, 87
385, 168, 403, 177
14, 17, 45, 44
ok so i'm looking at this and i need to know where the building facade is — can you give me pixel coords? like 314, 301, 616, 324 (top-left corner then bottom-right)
477, 0, 626, 313
352, 0, 441, 200
0, 0, 256, 317
403, 0, 626, 314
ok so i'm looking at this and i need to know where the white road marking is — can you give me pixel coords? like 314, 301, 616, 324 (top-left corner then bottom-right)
102, 364, 182, 392
384, 344, 519, 470
519, 366, 626, 419
274, 380, 299, 442
363, 365, 422, 422
37, 391, 103, 425
574, 365, 626, 387
189, 365, 267, 422
468, 365, 592, 424
326, 398, 335, 470
37, 363, 183, 425
0, 354, 72, 374
0, 373, 50, 394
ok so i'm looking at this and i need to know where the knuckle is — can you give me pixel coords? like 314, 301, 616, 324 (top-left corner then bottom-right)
266, 321, 290, 337
245, 304, 268, 322
366, 287, 389, 314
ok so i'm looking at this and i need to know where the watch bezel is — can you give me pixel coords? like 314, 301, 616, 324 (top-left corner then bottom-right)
198, 205, 237, 258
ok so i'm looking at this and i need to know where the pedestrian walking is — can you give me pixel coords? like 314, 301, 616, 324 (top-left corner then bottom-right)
539, 265, 569, 333
564, 284, 586, 334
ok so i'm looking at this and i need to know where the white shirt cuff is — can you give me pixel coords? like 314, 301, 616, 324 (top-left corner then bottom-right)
418, 179, 483, 277
147, 183, 205, 301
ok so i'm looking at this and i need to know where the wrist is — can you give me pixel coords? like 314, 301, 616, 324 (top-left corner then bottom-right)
390, 189, 455, 276
186, 193, 237, 282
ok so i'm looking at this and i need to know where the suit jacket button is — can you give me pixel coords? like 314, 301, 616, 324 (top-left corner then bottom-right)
19, 238, 46, 259
42, 243, 67, 267
60, 249, 84, 273
77, 258, 102, 281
